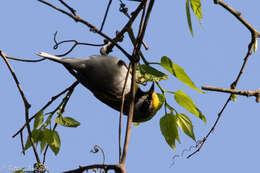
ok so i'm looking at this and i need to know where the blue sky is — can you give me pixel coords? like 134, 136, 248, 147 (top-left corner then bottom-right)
1, 1, 260, 172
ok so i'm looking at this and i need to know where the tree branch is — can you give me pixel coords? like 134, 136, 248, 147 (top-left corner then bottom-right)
12, 81, 79, 138
101, 0, 146, 56
100, 0, 113, 31
1, 50, 40, 163
38, 0, 132, 60
187, 0, 260, 158
53, 31, 105, 57
63, 164, 125, 173
119, 63, 132, 162
202, 85, 260, 102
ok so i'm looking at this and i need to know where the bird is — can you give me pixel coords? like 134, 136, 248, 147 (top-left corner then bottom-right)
37, 52, 159, 122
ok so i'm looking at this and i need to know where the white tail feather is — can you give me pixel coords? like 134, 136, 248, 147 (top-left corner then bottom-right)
36, 52, 62, 61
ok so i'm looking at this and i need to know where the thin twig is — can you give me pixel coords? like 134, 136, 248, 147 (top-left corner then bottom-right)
101, 0, 146, 56
134, 0, 154, 56
120, 0, 154, 165
53, 31, 105, 57
119, 63, 132, 162
202, 85, 260, 102
6, 56, 45, 62
187, 0, 260, 158
20, 131, 25, 155
1, 50, 40, 163
119, 0, 149, 164
214, 0, 260, 37
43, 85, 75, 163
63, 164, 125, 173
58, 0, 76, 16
43, 123, 58, 164
118, 0, 149, 50
12, 81, 79, 138
120, 62, 137, 165
100, 0, 113, 31
38, 0, 132, 60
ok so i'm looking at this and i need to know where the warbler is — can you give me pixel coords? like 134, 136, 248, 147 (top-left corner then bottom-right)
37, 52, 159, 122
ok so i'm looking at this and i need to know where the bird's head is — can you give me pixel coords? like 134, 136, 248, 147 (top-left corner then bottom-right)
133, 83, 161, 122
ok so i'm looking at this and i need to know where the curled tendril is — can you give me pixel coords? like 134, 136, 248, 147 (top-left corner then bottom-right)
170, 140, 203, 167
90, 145, 106, 165
53, 31, 105, 57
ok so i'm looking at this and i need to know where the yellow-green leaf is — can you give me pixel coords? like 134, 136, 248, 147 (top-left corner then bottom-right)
136, 65, 168, 83
45, 129, 61, 155
55, 116, 80, 127
190, 0, 202, 23
176, 113, 195, 141
186, 0, 193, 36
34, 110, 44, 129
40, 130, 47, 152
160, 56, 203, 93
174, 90, 206, 123
24, 129, 43, 151
160, 114, 179, 150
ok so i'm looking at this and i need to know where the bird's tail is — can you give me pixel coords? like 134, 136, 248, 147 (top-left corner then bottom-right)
37, 52, 63, 63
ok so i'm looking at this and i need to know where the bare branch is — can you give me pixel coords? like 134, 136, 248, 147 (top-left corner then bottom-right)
101, 0, 146, 55
100, 0, 113, 31
187, 0, 260, 158
120, 0, 154, 165
202, 85, 260, 102
38, 0, 132, 60
63, 164, 125, 173
53, 32, 105, 57
214, 0, 260, 37
12, 81, 79, 138
20, 131, 25, 155
120, 62, 137, 165
0, 50, 40, 163
6, 55, 45, 62
58, 0, 76, 16
119, 63, 132, 162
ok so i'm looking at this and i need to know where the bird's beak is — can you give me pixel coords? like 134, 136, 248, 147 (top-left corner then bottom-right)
148, 82, 155, 94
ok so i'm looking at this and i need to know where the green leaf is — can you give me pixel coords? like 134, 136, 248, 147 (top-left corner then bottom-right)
190, 0, 202, 23
160, 56, 203, 93
40, 129, 48, 152
43, 114, 52, 128
34, 110, 44, 129
45, 129, 61, 155
55, 116, 80, 127
160, 114, 179, 150
136, 65, 168, 83
174, 90, 206, 123
186, 0, 193, 36
176, 113, 195, 141
40, 137, 47, 153
24, 129, 43, 151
